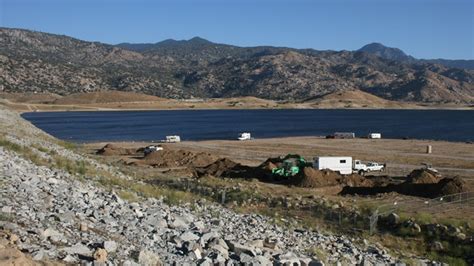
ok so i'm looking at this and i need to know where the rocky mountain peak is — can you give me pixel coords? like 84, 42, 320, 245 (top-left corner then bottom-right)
358, 42, 414, 62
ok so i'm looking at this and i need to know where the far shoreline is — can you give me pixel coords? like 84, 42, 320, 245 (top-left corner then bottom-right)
11, 103, 474, 114
1, 91, 473, 114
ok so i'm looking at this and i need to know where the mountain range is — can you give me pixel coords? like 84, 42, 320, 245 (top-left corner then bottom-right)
0, 27, 473, 104
358, 43, 474, 70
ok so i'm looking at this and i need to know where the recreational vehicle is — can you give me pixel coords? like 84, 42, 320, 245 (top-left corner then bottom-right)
166, 135, 181, 143
368, 133, 382, 139
313, 156, 353, 175
238, 132, 251, 141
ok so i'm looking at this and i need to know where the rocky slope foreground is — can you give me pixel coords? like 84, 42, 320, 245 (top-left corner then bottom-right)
0, 105, 429, 265
1, 27, 473, 104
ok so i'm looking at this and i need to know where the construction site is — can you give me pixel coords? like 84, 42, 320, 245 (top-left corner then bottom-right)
88, 137, 474, 262
90, 138, 472, 216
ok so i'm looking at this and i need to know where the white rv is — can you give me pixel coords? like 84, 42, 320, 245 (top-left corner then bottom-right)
238, 132, 251, 141
166, 135, 181, 143
368, 133, 381, 139
313, 156, 353, 175
334, 132, 355, 139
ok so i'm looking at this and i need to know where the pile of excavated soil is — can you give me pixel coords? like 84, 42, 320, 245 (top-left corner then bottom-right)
195, 158, 268, 179
397, 176, 469, 198
96, 143, 137, 156
289, 168, 372, 188
407, 169, 443, 184
290, 167, 340, 188
437, 177, 468, 195
340, 168, 468, 198
195, 158, 239, 177
137, 149, 217, 168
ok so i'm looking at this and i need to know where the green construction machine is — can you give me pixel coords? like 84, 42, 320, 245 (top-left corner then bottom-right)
271, 154, 308, 178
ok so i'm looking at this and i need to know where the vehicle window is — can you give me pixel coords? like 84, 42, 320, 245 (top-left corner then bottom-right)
340, 160, 346, 163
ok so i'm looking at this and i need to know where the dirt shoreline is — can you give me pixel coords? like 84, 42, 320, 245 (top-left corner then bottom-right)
12, 104, 474, 114
2, 97, 473, 114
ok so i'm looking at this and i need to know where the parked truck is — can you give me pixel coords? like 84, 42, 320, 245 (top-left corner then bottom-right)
353, 160, 385, 174
143, 145, 163, 155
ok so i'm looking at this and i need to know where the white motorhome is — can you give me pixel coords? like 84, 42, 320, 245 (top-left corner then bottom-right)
313, 156, 353, 175
238, 132, 251, 141
166, 135, 181, 143
368, 133, 382, 139
334, 132, 355, 139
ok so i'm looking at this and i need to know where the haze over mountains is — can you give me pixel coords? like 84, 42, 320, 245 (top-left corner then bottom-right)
1, 27, 473, 104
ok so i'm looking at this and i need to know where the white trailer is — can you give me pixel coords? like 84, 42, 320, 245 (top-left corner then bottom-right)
238, 132, 251, 141
313, 156, 353, 175
334, 132, 355, 139
368, 133, 381, 139
166, 135, 181, 143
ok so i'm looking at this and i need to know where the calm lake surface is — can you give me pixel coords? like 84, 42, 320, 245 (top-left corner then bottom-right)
21, 109, 474, 143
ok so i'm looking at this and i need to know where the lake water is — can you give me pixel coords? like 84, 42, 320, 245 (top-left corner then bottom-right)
21, 109, 474, 143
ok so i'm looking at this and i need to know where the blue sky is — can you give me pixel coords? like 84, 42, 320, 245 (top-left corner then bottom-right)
0, 0, 473, 59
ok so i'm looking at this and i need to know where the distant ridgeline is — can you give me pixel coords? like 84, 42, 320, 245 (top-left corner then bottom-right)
1, 27, 473, 104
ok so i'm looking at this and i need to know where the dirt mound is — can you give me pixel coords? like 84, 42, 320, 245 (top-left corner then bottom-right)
138, 149, 217, 168
407, 169, 443, 184
96, 143, 137, 156
288, 168, 372, 188
397, 176, 468, 198
290, 167, 340, 188
195, 158, 240, 178
437, 177, 468, 195
195, 158, 269, 179
341, 172, 468, 198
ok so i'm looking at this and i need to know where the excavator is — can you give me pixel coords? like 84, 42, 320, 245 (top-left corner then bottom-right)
271, 154, 308, 178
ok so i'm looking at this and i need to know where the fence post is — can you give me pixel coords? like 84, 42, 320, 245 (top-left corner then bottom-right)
369, 209, 378, 235
221, 190, 226, 205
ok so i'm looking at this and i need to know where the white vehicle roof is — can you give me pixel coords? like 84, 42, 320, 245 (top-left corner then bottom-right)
315, 156, 352, 159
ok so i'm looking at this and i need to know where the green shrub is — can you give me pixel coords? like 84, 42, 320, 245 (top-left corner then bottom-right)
57, 140, 77, 150
0, 138, 22, 152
